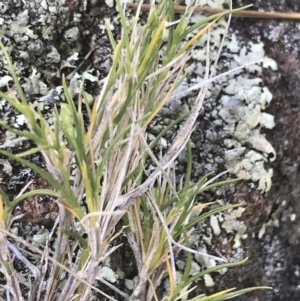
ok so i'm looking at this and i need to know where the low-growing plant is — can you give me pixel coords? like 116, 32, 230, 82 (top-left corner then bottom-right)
0, 0, 270, 300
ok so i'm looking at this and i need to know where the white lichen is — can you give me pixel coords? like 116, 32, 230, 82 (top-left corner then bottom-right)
0, 75, 12, 88
33, 228, 50, 246
221, 207, 246, 234
258, 223, 266, 239
210, 214, 221, 236
0, 159, 13, 175
194, 246, 217, 269
234, 42, 277, 75
204, 273, 215, 287
96, 266, 118, 283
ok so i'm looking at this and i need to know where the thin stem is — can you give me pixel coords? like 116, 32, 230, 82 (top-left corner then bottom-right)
127, 3, 300, 20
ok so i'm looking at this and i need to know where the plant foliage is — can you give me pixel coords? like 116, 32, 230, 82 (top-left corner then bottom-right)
0, 0, 270, 300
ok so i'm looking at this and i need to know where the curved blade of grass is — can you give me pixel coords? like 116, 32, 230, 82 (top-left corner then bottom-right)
181, 226, 192, 281
0, 149, 84, 219
105, 20, 117, 50
59, 228, 88, 249
14, 145, 54, 157
185, 258, 249, 287
82, 90, 92, 119
178, 5, 253, 41
0, 91, 33, 126
1, 189, 60, 225
177, 14, 224, 57
160, 172, 216, 211
0, 41, 28, 104
0, 110, 43, 143
194, 286, 272, 301
178, 204, 241, 237
0, 150, 60, 191
11, 189, 60, 207
198, 178, 241, 193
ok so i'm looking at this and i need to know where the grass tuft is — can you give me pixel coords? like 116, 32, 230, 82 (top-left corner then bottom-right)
0, 1, 270, 300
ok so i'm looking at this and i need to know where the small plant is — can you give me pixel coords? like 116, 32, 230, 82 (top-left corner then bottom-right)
0, 0, 270, 300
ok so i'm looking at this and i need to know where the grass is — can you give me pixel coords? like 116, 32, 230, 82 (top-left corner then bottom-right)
0, 0, 270, 300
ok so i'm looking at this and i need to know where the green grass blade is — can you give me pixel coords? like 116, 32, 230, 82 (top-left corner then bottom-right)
11, 189, 60, 207
0, 41, 28, 104
193, 286, 271, 301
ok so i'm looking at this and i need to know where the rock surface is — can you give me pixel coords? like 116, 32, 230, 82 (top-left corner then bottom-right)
214, 0, 300, 300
